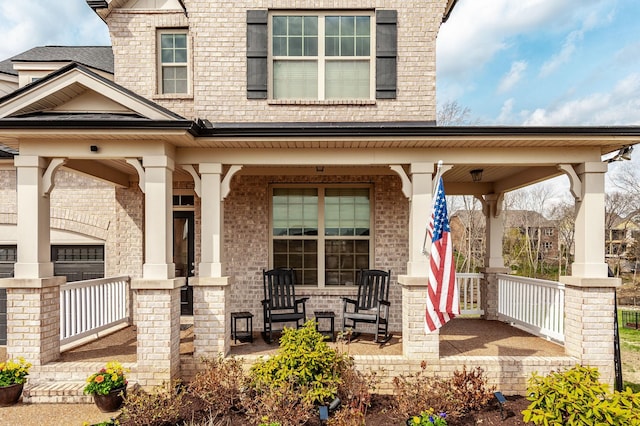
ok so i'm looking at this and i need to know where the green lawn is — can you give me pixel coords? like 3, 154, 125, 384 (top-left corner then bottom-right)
619, 309, 640, 390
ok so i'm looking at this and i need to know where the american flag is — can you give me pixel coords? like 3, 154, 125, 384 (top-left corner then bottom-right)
425, 176, 459, 333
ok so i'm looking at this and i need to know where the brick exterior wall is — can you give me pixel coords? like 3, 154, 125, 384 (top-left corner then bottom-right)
106, 0, 447, 122
223, 173, 408, 333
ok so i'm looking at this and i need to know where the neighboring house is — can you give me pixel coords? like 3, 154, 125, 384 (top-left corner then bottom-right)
0, 0, 636, 395
605, 214, 640, 273
451, 209, 559, 273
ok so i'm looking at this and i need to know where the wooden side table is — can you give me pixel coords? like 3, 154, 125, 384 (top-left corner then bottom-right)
231, 311, 254, 343
314, 310, 336, 341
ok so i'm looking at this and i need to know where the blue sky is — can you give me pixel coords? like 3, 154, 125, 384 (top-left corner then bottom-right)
438, 0, 640, 126
1, 0, 638, 127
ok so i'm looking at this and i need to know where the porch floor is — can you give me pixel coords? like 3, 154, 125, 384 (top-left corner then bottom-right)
0, 318, 565, 363
0, 318, 561, 363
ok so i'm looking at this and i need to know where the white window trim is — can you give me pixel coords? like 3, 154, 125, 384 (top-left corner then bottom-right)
156, 28, 191, 95
268, 11, 375, 101
269, 184, 374, 288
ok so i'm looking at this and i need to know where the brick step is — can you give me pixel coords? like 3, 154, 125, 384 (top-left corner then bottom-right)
24, 380, 138, 404
32, 361, 137, 382
23, 381, 94, 404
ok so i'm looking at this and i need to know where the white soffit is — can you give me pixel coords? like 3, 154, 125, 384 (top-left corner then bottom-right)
123, 0, 183, 10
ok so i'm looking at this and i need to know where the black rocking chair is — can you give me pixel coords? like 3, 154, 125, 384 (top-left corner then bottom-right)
342, 269, 392, 343
262, 268, 309, 343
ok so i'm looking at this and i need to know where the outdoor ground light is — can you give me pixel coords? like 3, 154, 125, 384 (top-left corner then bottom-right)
319, 397, 341, 422
494, 391, 507, 420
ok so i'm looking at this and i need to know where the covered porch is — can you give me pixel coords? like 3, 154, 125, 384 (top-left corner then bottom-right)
0, 66, 635, 400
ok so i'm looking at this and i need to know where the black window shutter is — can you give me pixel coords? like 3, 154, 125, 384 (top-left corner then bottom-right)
247, 10, 268, 99
376, 10, 397, 99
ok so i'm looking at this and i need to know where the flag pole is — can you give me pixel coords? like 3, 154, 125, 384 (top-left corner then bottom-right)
422, 160, 444, 256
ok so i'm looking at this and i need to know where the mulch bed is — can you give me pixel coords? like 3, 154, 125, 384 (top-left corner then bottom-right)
117, 393, 532, 425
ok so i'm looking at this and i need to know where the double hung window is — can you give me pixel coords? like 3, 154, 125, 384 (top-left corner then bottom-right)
271, 186, 372, 286
158, 30, 189, 94
271, 13, 373, 100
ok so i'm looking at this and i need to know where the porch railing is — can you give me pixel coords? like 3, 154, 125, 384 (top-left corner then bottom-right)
457, 273, 483, 315
60, 276, 130, 348
497, 274, 564, 343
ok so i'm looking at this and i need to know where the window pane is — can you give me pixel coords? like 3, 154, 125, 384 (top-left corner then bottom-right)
324, 188, 370, 236
273, 16, 287, 35
356, 16, 370, 36
340, 16, 355, 36
304, 37, 318, 56
304, 16, 318, 35
325, 16, 339, 36
340, 37, 354, 56
273, 60, 318, 99
356, 37, 370, 56
325, 239, 368, 286
175, 49, 187, 63
289, 37, 303, 56
161, 34, 173, 49
272, 188, 318, 235
289, 16, 303, 35
174, 34, 187, 48
325, 61, 370, 99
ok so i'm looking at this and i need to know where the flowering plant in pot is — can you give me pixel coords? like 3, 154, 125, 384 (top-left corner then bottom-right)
0, 357, 31, 406
0, 357, 31, 387
84, 361, 129, 412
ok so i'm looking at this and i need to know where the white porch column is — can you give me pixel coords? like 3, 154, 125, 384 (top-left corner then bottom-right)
131, 154, 183, 388
406, 162, 433, 276
13, 155, 53, 278
198, 163, 223, 278
142, 155, 175, 279
192, 163, 232, 357
572, 161, 608, 278
398, 162, 438, 360
560, 161, 618, 388
2, 155, 63, 365
480, 194, 508, 320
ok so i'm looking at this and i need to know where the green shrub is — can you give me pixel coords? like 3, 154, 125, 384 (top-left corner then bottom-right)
250, 320, 346, 405
522, 364, 640, 425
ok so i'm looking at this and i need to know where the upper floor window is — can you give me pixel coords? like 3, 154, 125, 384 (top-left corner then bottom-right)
271, 13, 373, 100
247, 10, 397, 100
158, 29, 189, 94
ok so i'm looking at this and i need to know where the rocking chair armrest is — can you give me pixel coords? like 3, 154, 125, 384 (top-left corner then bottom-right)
295, 297, 310, 305
378, 299, 391, 307
341, 297, 358, 306
261, 299, 270, 307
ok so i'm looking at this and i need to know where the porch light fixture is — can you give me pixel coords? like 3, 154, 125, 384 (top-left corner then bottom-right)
90, 145, 99, 153
606, 145, 634, 163
470, 169, 483, 182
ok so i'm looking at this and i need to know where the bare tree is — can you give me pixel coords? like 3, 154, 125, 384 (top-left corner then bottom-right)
437, 100, 476, 126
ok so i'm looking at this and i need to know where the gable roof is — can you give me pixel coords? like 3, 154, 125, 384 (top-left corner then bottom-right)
0, 62, 184, 121
9, 46, 114, 74
0, 58, 17, 77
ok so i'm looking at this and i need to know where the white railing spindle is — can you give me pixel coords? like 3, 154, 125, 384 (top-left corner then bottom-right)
457, 273, 483, 315
60, 276, 130, 348
497, 274, 564, 343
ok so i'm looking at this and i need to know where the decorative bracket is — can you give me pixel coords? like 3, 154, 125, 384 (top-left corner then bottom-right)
221, 165, 242, 200
557, 164, 582, 201
125, 158, 145, 193
42, 158, 67, 197
181, 165, 201, 198
481, 193, 504, 218
433, 164, 454, 186
389, 165, 412, 199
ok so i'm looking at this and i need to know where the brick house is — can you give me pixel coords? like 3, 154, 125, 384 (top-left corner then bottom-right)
0, 0, 638, 396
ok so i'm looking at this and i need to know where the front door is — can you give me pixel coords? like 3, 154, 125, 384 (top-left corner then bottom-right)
174, 211, 194, 315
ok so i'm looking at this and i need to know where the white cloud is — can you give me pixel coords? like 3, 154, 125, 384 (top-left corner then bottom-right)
438, 0, 614, 79
0, 0, 110, 60
539, 30, 581, 77
496, 98, 515, 123
521, 72, 640, 125
498, 61, 527, 93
